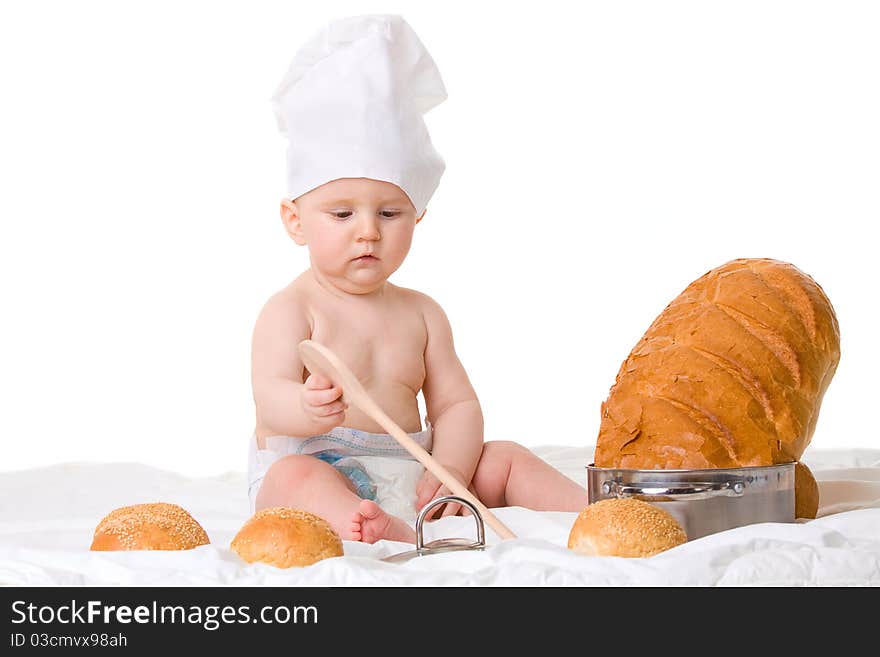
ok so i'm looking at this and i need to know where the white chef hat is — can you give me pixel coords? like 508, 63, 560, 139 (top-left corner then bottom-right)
271, 14, 447, 216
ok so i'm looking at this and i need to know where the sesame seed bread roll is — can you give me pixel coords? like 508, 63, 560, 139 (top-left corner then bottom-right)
567, 498, 687, 558
231, 507, 343, 568
90, 502, 210, 551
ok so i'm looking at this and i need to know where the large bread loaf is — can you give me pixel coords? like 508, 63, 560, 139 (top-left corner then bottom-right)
594, 258, 840, 469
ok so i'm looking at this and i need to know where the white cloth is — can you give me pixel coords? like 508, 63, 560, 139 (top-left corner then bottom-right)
271, 14, 447, 215
2, 446, 880, 585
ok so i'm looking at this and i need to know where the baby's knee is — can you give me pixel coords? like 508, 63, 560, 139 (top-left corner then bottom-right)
481, 440, 530, 463
261, 454, 322, 488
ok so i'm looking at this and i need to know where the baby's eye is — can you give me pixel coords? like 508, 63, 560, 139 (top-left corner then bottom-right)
331, 211, 353, 219
380, 210, 400, 218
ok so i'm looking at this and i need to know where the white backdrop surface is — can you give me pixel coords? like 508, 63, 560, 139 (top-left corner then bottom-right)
1, 1, 878, 475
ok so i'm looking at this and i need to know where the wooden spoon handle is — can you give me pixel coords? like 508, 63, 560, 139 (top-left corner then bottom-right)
297, 339, 517, 540
361, 396, 517, 541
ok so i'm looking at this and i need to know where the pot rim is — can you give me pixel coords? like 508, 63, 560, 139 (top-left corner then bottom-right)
586, 461, 796, 475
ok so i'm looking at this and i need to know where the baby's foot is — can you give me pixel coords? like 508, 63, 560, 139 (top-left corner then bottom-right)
350, 500, 416, 544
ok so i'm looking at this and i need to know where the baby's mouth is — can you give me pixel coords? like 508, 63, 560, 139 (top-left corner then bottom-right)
353, 253, 379, 262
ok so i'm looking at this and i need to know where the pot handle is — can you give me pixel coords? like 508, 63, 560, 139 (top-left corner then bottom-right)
602, 479, 745, 501
415, 495, 485, 550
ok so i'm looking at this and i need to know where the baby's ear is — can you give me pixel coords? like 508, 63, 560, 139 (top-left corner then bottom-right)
280, 199, 306, 245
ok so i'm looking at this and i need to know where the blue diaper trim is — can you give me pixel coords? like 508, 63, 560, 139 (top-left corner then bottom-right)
313, 450, 377, 501
335, 464, 377, 500
298, 433, 412, 456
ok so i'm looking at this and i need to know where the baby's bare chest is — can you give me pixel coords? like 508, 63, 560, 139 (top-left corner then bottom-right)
307, 301, 427, 392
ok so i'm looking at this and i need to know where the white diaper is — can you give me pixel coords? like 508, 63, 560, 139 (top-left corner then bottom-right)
247, 424, 432, 524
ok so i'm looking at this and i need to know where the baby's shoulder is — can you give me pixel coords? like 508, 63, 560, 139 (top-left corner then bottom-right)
254, 279, 311, 329
263, 280, 308, 310
390, 284, 441, 311
390, 284, 449, 324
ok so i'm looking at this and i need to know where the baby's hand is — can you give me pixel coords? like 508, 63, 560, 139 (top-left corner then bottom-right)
415, 468, 467, 519
300, 373, 348, 432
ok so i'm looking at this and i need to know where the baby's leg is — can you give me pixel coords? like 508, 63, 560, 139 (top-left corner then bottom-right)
256, 455, 415, 543
469, 441, 588, 512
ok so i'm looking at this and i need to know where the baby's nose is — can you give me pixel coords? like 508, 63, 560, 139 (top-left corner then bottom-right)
356, 216, 381, 240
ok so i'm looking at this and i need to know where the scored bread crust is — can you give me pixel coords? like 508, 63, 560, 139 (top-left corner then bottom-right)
90, 502, 210, 551
231, 507, 343, 568
567, 498, 687, 557
594, 258, 840, 469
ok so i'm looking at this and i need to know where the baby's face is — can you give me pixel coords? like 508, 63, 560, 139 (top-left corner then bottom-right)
289, 178, 419, 294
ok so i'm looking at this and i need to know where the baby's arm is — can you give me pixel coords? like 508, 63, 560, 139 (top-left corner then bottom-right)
251, 291, 347, 438
417, 294, 484, 507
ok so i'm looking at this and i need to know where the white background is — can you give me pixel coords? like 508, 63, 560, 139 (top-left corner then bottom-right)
1, 1, 877, 476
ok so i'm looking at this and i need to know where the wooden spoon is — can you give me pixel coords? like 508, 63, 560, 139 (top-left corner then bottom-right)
297, 339, 517, 540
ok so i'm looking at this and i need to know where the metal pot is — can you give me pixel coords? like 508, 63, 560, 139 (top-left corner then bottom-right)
586, 462, 795, 541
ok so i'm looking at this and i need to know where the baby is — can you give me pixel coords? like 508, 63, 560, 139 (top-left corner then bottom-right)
248, 15, 587, 544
